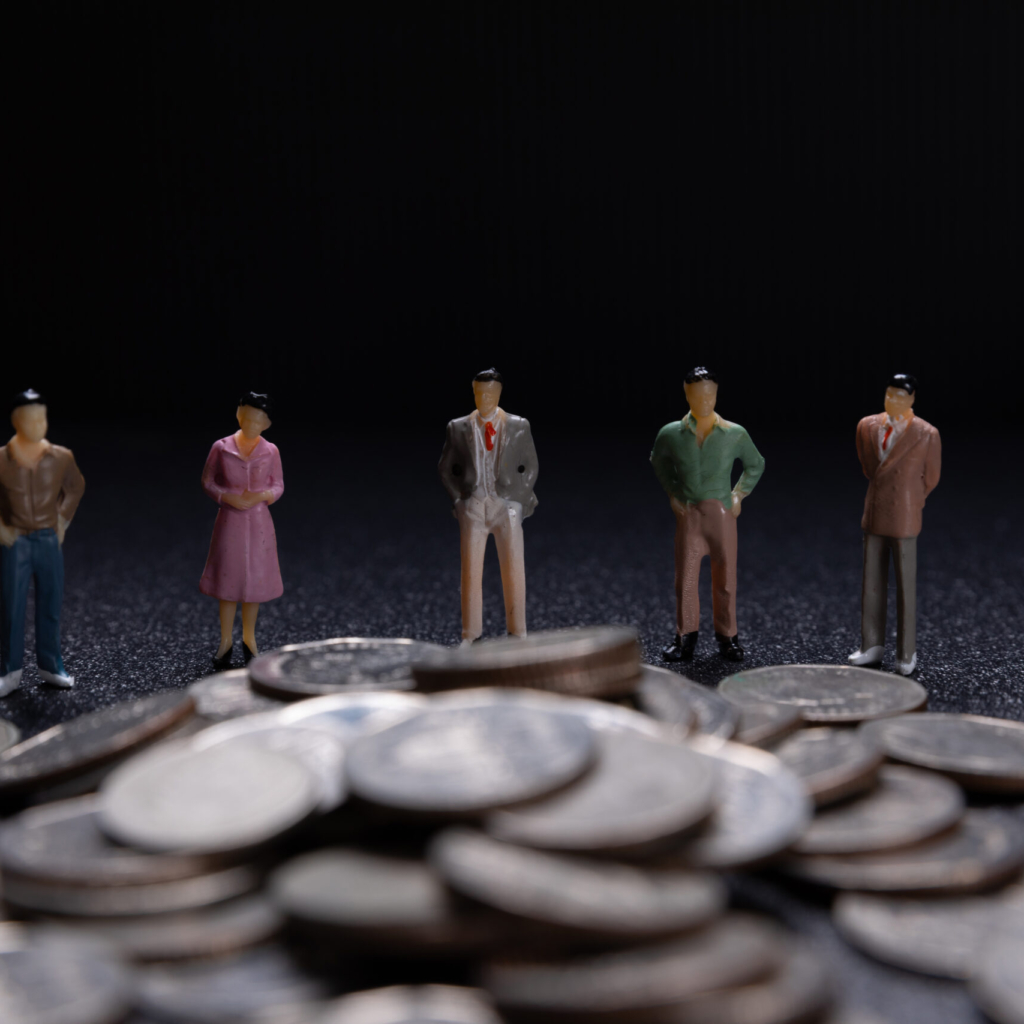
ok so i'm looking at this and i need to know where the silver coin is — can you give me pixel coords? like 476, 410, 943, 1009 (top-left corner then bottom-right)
275, 691, 429, 742
970, 929, 1024, 1024
733, 701, 803, 749
782, 809, 1024, 893
480, 913, 784, 1014
663, 737, 811, 869
249, 638, 443, 700
860, 713, 1024, 793
485, 731, 716, 855
345, 699, 595, 814
317, 985, 503, 1024
191, 716, 347, 812
188, 670, 286, 722
794, 766, 965, 855
834, 887, 1024, 980
430, 826, 726, 939
0, 716, 21, 753
99, 739, 320, 854
771, 727, 883, 806
637, 666, 736, 739
718, 664, 927, 723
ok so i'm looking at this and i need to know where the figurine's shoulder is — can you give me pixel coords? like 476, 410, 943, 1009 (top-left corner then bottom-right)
912, 415, 939, 439
258, 439, 281, 457
46, 443, 75, 460
502, 411, 531, 431
715, 417, 749, 437
655, 419, 684, 440
857, 412, 885, 432
447, 413, 475, 431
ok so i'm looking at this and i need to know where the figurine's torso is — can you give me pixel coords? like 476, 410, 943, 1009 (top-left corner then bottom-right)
0, 442, 85, 532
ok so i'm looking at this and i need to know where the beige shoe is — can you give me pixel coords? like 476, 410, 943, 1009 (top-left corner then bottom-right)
0, 669, 24, 697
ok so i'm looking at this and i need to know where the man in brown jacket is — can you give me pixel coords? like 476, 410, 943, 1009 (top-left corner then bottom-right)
849, 374, 941, 676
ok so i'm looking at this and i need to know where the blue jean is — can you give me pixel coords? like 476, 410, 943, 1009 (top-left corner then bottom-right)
0, 529, 66, 676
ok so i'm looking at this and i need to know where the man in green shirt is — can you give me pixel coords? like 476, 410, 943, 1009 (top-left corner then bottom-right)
650, 367, 765, 662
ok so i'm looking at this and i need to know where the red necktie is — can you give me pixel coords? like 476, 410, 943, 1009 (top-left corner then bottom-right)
882, 425, 893, 451
485, 422, 497, 451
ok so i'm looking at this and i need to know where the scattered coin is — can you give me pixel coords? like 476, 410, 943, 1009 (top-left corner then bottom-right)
970, 930, 1024, 1024
860, 713, 1024, 793
480, 913, 784, 1015
249, 638, 442, 700
430, 826, 726, 939
771, 727, 883, 806
834, 888, 1024, 979
188, 669, 286, 722
0, 716, 21, 753
637, 666, 737, 739
732, 701, 803, 749
485, 730, 716, 855
317, 985, 503, 1024
276, 691, 430, 742
794, 766, 965, 856
663, 738, 812, 869
782, 809, 1024, 893
718, 664, 927, 723
0, 691, 196, 795
345, 699, 596, 814
100, 740, 320, 854
412, 627, 642, 698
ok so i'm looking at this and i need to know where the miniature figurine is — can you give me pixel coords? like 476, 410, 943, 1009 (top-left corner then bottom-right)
849, 373, 940, 676
650, 367, 764, 662
0, 389, 86, 696
438, 368, 539, 645
200, 392, 284, 669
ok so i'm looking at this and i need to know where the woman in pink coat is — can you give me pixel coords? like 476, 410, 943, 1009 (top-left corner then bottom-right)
200, 392, 284, 669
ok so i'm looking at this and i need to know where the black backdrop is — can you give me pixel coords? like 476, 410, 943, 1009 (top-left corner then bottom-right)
6, 2, 1023, 436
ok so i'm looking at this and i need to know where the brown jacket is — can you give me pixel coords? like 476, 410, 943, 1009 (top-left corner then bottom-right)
856, 413, 940, 539
0, 442, 86, 533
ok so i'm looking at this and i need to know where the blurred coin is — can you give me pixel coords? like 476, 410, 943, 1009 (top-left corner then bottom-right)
412, 627, 642, 698
663, 943, 832, 1024
0, 717, 20, 753
317, 985, 502, 1024
637, 666, 736, 740
430, 826, 725, 939
480, 913, 783, 1016
346, 700, 595, 814
100, 740, 319, 854
192, 717, 347, 812
733, 702, 802, 749
718, 665, 927, 724
833, 887, 1024, 979
188, 670, 286, 722
782, 809, 1024, 893
663, 738, 811, 869
136, 945, 330, 1024
859, 713, 1024, 793
970, 930, 1024, 1024
276, 691, 429, 742
0, 691, 196, 795
249, 638, 442, 701
485, 731, 716, 855
794, 766, 965, 855
771, 727, 883, 806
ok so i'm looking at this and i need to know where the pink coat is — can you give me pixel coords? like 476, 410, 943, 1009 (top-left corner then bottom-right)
199, 435, 284, 603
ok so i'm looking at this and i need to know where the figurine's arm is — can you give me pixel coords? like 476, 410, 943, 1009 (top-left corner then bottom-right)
650, 432, 679, 496
517, 420, 539, 494
201, 444, 227, 504
728, 432, 765, 518
855, 420, 871, 478
923, 429, 941, 498
260, 446, 285, 506
438, 422, 463, 505
55, 454, 86, 545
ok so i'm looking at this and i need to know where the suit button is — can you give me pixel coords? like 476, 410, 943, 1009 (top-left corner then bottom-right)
517, 465, 525, 473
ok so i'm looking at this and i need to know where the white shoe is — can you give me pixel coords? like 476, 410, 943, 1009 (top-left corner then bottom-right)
895, 652, 917, 676
38, 668, 75, 689
848, 646, 885, 666
0, 669, 23, 698
459, 638, 476, 649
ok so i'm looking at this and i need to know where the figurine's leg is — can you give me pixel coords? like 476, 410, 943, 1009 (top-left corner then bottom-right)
893, 537, 917, 674
707, 504, 739, 638
457, 499, 488, 642
0, 536, 31, 678
493, 500, 526, 638
217, 601, 237, 658
858, 532, 888, 660
674, 504, 708, 635
32, 529, 68, 679
241, 602, 259, 663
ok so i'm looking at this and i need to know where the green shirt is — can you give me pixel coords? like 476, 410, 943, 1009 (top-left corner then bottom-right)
651, 413, 765, 508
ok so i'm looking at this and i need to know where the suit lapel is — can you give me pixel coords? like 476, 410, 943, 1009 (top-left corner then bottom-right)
878, 416, 924, 474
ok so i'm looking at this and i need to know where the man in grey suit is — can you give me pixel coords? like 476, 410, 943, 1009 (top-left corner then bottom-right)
439, 368, 539, 644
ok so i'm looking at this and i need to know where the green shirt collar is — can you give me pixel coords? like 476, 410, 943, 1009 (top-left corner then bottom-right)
681, 411, 722, 434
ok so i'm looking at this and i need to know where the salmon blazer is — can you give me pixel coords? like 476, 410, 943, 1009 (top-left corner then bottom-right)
856, 413, 941, 539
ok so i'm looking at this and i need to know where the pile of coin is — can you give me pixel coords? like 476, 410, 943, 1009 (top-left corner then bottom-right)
0, 633, 1022, 1024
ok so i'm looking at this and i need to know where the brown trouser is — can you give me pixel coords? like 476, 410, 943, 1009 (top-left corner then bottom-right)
672, 497, 738, 637
860, 532, 917, 662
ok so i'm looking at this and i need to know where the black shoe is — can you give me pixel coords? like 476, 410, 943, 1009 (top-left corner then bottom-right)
716, 633, 745, 662
242, 642, 257, 666
662, 631, 699, 662
212, 644, 233, 672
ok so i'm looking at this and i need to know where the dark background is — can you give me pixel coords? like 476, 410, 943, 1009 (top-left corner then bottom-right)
3, 6, 1024, 1022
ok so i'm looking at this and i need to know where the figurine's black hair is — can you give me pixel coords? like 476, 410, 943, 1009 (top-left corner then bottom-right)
238, 391, 271, 412
474, 368, 503, 384
11, 389, 45, 410
684, 367, 718, 385
887, 373, 917, 395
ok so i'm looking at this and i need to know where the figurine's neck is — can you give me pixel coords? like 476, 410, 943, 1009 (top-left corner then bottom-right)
9, 434, 49, 468
691, 411, 717, 444
476, 406, 501, 422
886, 409, 914, 424
234, 430, 262, 457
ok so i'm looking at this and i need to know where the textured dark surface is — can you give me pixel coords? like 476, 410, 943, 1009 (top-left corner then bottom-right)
1, 424, 1021, 1022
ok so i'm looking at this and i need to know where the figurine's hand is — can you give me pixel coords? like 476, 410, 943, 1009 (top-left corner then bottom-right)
730, 491, 744, 518
0, 520, 19, 548
221, 492, 258, 510
669, 496, 688, 517
56, 515, 69, 546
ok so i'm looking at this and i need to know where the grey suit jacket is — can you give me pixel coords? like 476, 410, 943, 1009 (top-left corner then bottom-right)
438, 411, 539, 517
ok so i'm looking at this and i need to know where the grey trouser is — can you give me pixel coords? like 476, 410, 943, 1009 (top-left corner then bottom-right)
860, 532, 917, 662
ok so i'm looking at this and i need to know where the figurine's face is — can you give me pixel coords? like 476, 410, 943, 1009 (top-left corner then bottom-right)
237, 405, 271, 438
884, 387, 915, 419
684, 380, 718, 419
11, 404, 48, 444
473, 380, 503, 419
